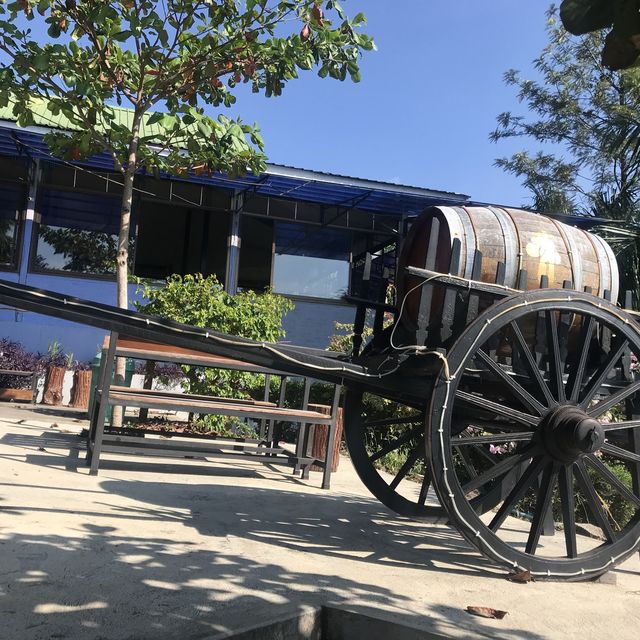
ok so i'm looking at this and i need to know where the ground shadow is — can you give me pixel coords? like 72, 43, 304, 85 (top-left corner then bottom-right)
0, 524, 547, 640
0, 427, 564, 639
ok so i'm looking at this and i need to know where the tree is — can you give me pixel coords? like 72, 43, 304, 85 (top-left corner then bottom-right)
491, 7, 640, 299
0, 0, 374, 411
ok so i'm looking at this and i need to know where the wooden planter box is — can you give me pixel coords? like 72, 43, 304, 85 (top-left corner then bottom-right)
0, 388, 34, 402
70, 369, 92, 409
0, 369, 38, 403
43, 366, 66, 405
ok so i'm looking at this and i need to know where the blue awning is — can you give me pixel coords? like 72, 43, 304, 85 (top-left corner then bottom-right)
0, 123, 468, 218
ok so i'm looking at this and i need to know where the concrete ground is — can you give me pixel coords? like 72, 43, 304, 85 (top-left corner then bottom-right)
0, 404, 639, 640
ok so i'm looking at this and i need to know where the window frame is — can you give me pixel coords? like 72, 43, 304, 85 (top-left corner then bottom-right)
271, 220, 354, 301
0, 179, 28, 274
29, 182, 132, 281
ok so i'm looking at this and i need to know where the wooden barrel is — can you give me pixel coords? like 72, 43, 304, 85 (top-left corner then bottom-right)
398, 206, 618, 326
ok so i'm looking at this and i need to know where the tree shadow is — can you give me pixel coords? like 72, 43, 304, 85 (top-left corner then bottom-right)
0, 524, 547, 640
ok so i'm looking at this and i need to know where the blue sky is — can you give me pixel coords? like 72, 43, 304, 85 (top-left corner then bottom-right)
226, 1, 553, 207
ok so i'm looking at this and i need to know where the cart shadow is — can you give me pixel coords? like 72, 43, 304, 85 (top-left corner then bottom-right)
2, 430, 501, 578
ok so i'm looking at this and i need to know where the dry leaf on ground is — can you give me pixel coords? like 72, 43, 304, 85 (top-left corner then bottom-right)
466, 606, 508, 620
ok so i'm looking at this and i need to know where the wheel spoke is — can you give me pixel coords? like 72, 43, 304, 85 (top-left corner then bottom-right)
510, 320, 555, 407
453, 432, 534, 446
369, 424, 422, 462
453, 445, 477, 478
546, 311, 566, 403
363, 414, 423, 429
457, 429, 500, 464
565, 315, 595, 402
574, 460, 616, 543
418, 470, 431, 506
600, 443, 640, 464
389, 446, 422, 491
603, 419, 640, 432
489, 456, 546, 533
585, 455, 640, 508
476, 349, 546, 415
455, 390, 540, 427
526, 463, 559, 555
587, 381, 640, 418
462, 444, 540, 494
558, 464, 578, 558
579, 337, 628, 409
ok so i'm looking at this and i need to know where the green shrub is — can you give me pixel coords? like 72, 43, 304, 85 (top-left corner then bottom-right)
134, 274, 294, 432
327, 321, 373, 355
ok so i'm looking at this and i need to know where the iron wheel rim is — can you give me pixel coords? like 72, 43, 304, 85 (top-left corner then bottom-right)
428, 290, 640, 580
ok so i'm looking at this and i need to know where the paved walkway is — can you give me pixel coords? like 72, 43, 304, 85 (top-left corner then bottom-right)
0, 404, 639, 640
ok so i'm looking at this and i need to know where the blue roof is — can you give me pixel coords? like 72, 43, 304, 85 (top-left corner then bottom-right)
0, 122, 469, 217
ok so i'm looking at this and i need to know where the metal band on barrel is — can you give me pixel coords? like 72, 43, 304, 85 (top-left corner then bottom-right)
489, 206, 519, 288
455, 207, 477, 280
550, 217, 581, 291
437, 206, 467, 277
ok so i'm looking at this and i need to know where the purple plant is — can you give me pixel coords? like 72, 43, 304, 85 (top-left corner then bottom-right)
134, 360, 184, 383
0, 338, 43, 389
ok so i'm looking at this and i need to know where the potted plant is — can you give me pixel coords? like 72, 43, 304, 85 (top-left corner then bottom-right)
42, 341, 71, 406
70, 360, 92, 409
0, 338, 41, 403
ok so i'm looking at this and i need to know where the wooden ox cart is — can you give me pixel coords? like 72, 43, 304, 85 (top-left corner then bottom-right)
1, 205, 639, 582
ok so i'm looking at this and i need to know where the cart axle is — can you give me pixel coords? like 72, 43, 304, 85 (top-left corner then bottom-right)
540, 406, 606, 463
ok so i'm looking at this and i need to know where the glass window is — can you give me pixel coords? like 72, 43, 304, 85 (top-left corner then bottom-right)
134, 203, 229, 282
34, 188, 123, 275
238, 216, 273, 292
273, 222, 351, 299
0, 181, 24, 270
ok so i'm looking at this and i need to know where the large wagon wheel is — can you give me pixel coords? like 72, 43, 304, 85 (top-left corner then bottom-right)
344, 388, 443, 518
429, 290, 640, 580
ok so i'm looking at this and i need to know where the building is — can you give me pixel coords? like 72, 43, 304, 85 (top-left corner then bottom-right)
0, 107, 468, 361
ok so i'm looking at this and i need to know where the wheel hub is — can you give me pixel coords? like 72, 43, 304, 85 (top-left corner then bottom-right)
540, 405, 605, 463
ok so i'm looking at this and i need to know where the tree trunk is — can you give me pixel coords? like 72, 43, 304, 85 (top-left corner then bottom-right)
43, 366, 66, 405
70, 369, 92, 409
112, 112, 142, 427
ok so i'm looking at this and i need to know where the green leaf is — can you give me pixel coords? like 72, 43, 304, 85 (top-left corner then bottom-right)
112, 30, 132, 42
47, 22, 60, 38
146, 111, 164, 126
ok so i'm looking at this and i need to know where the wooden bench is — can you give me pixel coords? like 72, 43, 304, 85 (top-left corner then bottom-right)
86, 333, 341, 489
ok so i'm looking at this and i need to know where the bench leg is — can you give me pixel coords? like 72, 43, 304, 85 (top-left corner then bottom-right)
88, 397, 110, 475
321, 386, 342, 490
321, 420, 338, 490
294, 421, 309, 474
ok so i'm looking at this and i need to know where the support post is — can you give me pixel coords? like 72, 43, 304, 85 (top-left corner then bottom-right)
225, 191, 243, 296
18, 158, 41, 285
